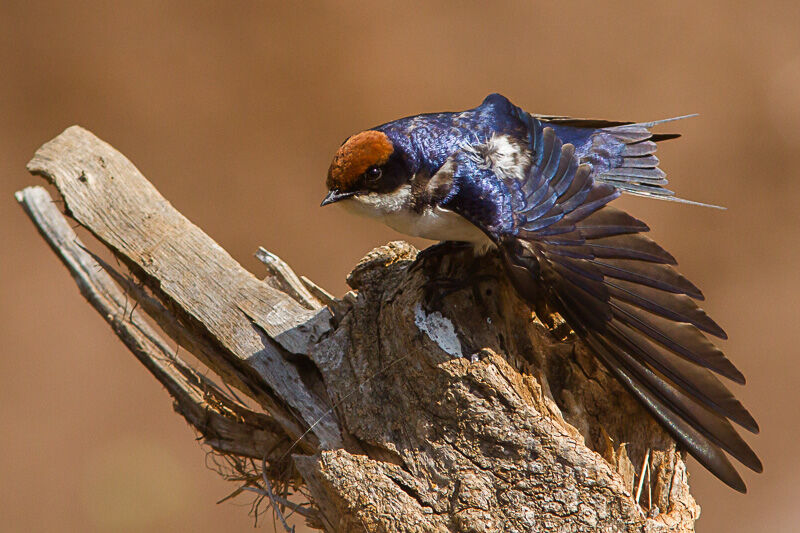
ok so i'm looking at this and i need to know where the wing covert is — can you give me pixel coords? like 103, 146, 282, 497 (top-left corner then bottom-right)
441, 113, 759, 491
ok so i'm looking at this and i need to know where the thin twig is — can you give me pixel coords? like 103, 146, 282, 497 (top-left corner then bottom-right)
262, 457, 295, 533
647, 455, 652, 510
635, 448, 651, 506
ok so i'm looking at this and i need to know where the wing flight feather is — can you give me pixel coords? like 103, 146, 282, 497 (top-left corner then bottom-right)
442, 106, 758, 491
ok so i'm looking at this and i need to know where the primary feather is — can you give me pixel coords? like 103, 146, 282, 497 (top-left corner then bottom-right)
324, 93, 759, 492
440, 95, 758, 491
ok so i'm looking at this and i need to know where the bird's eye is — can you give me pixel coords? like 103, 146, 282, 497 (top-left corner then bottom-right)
365, 165, 382, 181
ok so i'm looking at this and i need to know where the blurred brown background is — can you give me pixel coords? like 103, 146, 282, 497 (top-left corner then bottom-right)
1, 2, 798, 531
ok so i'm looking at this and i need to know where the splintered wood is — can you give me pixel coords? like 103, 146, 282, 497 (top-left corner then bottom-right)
18, 126, 700, 532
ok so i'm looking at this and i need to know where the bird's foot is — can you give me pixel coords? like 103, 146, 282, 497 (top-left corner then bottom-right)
408, 241, 473, 276
410, 241, 500, 310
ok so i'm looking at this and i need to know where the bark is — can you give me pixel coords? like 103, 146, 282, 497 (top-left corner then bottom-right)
16, 126, 700, 532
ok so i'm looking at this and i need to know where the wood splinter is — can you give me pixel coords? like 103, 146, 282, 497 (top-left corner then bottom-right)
17, 126, 702, 532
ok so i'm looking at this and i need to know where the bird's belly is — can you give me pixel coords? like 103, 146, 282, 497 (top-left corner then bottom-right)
341, 190, 492, 249
384, 206, 489, 245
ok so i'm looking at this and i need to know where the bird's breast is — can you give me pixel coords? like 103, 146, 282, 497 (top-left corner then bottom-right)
386, 204, 490, 245
340, 185, 492, 250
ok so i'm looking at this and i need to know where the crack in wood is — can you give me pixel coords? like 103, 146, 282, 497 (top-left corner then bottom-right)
17, 126, 701, 532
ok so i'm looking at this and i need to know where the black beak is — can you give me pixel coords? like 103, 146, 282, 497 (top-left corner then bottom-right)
320, 189, 356, 206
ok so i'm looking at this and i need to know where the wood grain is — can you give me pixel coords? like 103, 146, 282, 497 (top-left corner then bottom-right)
18, 126, 701, 532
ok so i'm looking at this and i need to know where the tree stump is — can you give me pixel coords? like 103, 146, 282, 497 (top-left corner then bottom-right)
16, 126, 700, 532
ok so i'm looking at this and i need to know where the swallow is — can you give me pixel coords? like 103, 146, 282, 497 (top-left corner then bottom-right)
321, 93, 760, 492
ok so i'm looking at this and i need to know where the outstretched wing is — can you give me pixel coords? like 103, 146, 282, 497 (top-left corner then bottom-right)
539, 113, 724, 208
477, 92, 720, 207
441, 113, 760, 492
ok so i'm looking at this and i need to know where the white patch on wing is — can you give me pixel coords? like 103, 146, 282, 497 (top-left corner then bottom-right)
463, 133, 531, 182
339, 184, 493, 249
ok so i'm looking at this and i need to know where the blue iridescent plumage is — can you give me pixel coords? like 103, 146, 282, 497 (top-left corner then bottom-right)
375, 94, 525, 175
375, 94, 717, 209
323, 93, 758, 492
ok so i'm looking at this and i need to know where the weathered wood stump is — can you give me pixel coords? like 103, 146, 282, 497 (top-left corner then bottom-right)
16, 126, 700, 532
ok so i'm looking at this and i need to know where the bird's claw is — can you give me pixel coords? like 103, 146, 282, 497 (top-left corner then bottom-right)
408, 241, 473, 275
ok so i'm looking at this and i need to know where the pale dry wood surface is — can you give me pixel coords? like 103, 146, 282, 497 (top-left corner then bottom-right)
17, 126, 701, 532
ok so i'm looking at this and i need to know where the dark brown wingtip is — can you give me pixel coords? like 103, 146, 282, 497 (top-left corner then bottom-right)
651, 132, 682, 142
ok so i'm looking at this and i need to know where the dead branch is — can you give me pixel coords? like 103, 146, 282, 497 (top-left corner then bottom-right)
17, 126, 701, 532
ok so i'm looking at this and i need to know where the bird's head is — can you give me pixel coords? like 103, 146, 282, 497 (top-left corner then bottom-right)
321, 130, 410, 208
